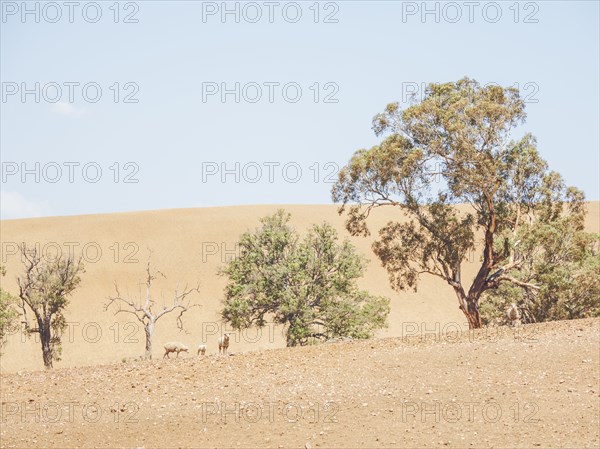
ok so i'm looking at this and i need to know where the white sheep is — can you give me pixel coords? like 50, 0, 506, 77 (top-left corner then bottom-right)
163, 342, 189, 358
218, 334, 230, 355
506, 303, 521, 326
197, 344, 207, 356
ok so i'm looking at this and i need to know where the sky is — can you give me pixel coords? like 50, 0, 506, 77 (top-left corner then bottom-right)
1, 0, 599, 219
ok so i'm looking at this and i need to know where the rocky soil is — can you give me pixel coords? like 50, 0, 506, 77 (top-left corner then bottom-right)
1, 318, 599, 448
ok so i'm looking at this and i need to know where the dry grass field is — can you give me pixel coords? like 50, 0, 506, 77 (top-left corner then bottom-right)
0, 204, 598, 448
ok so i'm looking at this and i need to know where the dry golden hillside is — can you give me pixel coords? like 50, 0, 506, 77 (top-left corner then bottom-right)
1, 203, 598, 372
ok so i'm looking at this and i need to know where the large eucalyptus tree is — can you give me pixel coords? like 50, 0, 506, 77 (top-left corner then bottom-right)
333, 78, 594, 328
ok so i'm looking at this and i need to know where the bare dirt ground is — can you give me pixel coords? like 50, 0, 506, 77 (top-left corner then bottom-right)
1, 318, 598, 448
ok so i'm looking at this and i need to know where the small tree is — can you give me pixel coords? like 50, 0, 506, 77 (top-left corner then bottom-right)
105, 262, 200, 360
0, 266, 18, 354
17, 245, 84, 369
332, 78, 590, 329
221, 210, 390, 346
481, 216, 600, 324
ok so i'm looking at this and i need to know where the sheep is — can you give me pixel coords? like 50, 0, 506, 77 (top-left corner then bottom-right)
218, 334, 230, 355
163, 342, 189, 358
506, 303, 521, 326
197, 344, 207, 356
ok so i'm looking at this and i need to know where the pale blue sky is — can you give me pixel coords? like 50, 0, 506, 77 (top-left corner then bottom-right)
1, 1, 598, 219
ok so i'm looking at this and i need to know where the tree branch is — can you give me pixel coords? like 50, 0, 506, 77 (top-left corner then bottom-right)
496, 275, 540, 290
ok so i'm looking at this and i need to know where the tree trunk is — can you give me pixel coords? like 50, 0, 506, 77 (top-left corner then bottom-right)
459, 194, 496, 330
39, 318, 53, 369
144, 320, 155, 360
455, 291, 483, 329
463, 299, 482, 329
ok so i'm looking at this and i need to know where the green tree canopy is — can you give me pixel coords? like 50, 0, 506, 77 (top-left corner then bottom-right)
332, 78, 594, 328
221, 210, 390, 346
481, 214, 599, 324
0, 265, 18, 353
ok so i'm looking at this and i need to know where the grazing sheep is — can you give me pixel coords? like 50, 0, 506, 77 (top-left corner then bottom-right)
218, 334, 230, 355
197, 344, 207, 356
163, 342, 189, 359
506, 303, 521, 326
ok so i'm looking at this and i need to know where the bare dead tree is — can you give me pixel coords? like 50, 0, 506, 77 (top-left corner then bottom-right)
105, 262, 200, 360
17, 244, 84, 369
